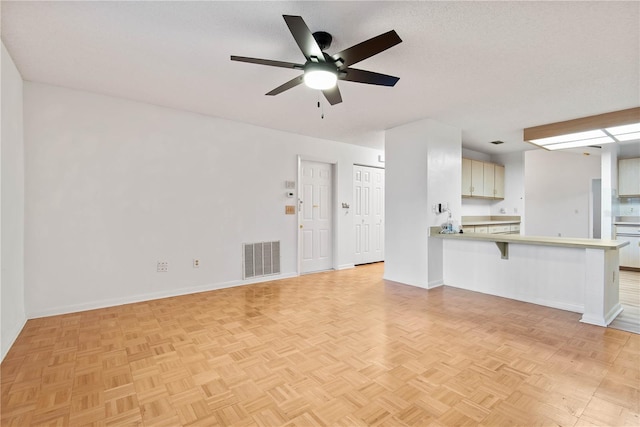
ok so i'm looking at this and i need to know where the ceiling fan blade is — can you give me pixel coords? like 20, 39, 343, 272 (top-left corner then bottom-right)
341, 68, 400, 86
283, 15, 325, 62
230, 56, 304, 70
266, 75, 305, 96
332, 30, 402, 68
322, 85, 342, 105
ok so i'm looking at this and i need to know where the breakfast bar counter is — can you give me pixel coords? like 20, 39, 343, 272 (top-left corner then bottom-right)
431, 229, 629, 327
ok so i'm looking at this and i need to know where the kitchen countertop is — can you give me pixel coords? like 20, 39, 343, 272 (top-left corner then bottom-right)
615, 216, 640, 226
431, 228, 628, 250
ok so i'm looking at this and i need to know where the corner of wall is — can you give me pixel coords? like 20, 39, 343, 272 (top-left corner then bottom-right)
1, 41, 27, 362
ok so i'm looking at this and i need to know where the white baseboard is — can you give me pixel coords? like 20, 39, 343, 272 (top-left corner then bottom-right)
581, 303, 624, 327
337, 263, 355, 270
27, 272, 298, 319
428, 280, 443, 289
1, 317, 27, 362
445, 283, 584, 315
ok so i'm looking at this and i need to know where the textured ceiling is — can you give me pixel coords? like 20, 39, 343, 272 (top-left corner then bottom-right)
2, 1, 639, 154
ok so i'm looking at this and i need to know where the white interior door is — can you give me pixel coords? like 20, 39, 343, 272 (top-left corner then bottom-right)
300, 161, 333, 273
354, 165, 385, 265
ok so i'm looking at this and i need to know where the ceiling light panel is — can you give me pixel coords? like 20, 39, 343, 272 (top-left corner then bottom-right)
614, 131, 640, 142
605, 122, 640, 136
530, 129, 606, 146
543, 136, 615, 151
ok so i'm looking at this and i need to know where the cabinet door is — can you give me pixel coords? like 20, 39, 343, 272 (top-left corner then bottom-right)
482, 163, 495, 197
488, 225, 510, 234
619, 236, 640, 268
494, 165, 505, 199
471, 160, 484, 196
618, 158, 640, 196
462, 158, 472, 197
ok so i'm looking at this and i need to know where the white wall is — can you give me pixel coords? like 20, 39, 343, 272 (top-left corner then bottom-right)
24, 82, 383, 317
524, 150, 601, 238
385, 118, 461, 288
601, 146, 618, 239
618, 197, 640, 217
491, 151, 525, 225
1, 42, 27, 361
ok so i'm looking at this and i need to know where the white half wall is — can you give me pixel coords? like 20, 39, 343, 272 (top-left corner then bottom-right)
384, 118, 461, 288
23, 82, 383, 318
1, 42, 27, 361
524, 150, 600, 238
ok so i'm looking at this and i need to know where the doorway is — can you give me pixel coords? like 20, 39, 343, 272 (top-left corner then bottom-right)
354, 165, 385, 265
299, 160, 333, 273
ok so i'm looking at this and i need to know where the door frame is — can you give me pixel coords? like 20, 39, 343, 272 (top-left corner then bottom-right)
353, 163, 386, 265
297, 155, 338, 275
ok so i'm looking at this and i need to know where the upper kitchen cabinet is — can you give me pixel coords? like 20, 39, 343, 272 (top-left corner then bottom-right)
461, 158, 504, 200
494, 165, 505, 199
618, 158, 640, 197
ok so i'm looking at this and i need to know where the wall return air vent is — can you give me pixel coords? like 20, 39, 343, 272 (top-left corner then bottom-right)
243, 241, 281, 279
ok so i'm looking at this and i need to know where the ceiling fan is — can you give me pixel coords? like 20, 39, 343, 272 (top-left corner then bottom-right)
231, 15, 402, 105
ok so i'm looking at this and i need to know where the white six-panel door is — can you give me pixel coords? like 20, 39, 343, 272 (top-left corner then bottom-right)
300, 161, 333, 273
354, 165, 385, 265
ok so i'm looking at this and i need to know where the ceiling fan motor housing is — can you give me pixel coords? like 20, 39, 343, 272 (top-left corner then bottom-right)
313, 31, 332, 51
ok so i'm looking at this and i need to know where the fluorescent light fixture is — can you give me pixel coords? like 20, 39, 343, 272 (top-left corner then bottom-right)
614, 131, 640, 142
530, 129, 606, 146
544, 136, 615, 151
303, 63, 337, 90
524, 109, 640, 151
605, 123, 640, 135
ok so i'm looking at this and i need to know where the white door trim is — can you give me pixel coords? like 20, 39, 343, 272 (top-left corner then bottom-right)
297, 156, 338, 275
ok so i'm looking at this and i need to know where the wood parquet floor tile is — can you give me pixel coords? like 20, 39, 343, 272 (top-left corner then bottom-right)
2, 262, 639, 426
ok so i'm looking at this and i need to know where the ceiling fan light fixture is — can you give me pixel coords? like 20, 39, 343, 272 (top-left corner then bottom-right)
303, 63, 337, 90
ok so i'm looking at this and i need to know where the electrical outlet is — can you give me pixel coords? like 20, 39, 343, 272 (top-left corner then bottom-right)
157, 261, 168, 272
193, 259, 200, 268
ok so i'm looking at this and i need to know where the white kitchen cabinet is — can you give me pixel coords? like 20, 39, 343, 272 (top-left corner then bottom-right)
616, 224, 640, 268
619, 235, 640, 268
618, 158, 640, 197
462, 158, 472, 196
494, 165, 505, 199
488, 225, 510, 234
483, 163, 495, 198
461, 158, 504, 200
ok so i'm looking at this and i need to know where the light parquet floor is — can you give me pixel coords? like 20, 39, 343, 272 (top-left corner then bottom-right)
609, 270, 640, 334
1, 263, 639, 426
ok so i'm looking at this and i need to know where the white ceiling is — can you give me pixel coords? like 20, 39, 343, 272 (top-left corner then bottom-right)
2, 1, 639, 155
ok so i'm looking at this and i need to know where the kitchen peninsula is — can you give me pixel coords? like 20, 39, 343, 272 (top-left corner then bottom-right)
431, 230, 629, 327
